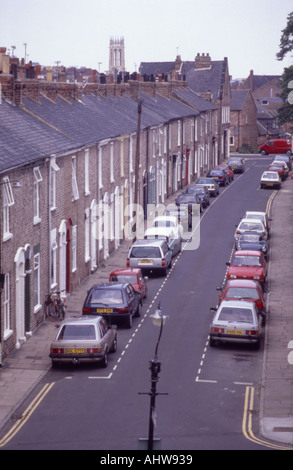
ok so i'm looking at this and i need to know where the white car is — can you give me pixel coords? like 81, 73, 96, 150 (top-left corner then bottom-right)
244, 211, 270, 237
234, 218, 267, 242
209, 300, 264, 348
260, 171, 281, 189
145, 216, 182, 256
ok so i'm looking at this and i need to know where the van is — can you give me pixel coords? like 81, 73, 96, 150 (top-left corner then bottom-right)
258, 139, 292, 156
127, 239, 172, 275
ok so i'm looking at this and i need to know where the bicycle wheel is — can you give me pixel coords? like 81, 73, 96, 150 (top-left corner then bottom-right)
46, 303, 62, 322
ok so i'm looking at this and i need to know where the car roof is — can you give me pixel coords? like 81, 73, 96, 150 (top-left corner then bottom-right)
234, 250, 262, 256
145, 227, 172, 236
245, 211, 266, 216
219, 299, 255, 310
130, 239, 167, 247
59, 316, 104, 326
153, 215, 177, 222
226, 279, 260, 288
109, 268, 141, 275
239, 218, 264, 226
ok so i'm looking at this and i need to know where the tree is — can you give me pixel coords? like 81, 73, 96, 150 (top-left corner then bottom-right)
276, 11, 293, 61
277, 12, 293, 128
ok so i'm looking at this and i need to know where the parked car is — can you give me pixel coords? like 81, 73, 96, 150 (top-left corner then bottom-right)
258, 138, 292, 156
268, 162, 286, 181
49, 316, 117, 367
244, 211, 270, 238
272, 160, 289, 178
144, 226, 182, 256
217, 279, 266, 312
127, 239, 172, 276
226, 250, 267, 285
82, 282, 141, 328
234, 218, 267, 242
235, 232, 268, 258
273, 154, 292, 171
109, 268, 147, 304
209, 300, 264, 348
175, 192, 203, 213
215, 164, 234, 182
227, 157, 245, 173
164, 204, 189, 231
260, 171, 281, 189
185, 185, 210, 208
207, 168, 229, 186
195, 177, 219, 196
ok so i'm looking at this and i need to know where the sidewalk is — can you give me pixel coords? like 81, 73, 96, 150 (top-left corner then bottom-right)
0, 182, 292, 448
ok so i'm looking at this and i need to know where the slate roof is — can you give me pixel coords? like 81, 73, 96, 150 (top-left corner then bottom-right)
230, 90, 250, 111
172, 88, 216, 112
139, 59, 228, 100
0, 87, 201, 173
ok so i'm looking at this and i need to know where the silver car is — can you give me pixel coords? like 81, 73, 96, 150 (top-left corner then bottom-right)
49, 316, 117, 367
209, 300, 263, 349
127, 239, 172, 275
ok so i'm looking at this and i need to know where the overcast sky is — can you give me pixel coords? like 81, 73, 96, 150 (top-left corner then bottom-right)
0, 0, 292, 79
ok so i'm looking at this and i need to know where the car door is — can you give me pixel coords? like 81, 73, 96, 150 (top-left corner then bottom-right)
127, 284, 139, 315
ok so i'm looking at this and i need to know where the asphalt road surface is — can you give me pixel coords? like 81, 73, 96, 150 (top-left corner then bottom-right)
1, 156, 279, 450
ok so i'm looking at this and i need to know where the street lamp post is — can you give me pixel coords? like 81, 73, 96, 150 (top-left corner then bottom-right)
139, 302, 168, 450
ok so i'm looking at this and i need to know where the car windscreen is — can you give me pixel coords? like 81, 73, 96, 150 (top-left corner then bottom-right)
130, 246, 161, 258
226, 287, 259, 300
58, 324, 96, 340
239, 222, 263, 231
89, 289, 123, 304
231, 256, 261, 267
239, 234, 260, 242
218, 307, 254, 323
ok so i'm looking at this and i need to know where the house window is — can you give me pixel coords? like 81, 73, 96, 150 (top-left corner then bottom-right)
72, 225, 77, 272
99, 145, 103, 188
230, 136, 235, 146
33, 167, 42, 224
72, 156, 79, 201
3, 273, 12, 338
50, 157, 60, 211
85, 149, 90, 195
152, 129, 157, 157
2, 177, 14, 241
33, 252, 41, 311
177, 120, 181, 146
110, 142, 114, 182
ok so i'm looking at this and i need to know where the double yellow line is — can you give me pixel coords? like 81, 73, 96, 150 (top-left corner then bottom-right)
0, 382, 55, 448
266, 190, 278, 219
242, 386, 290, 450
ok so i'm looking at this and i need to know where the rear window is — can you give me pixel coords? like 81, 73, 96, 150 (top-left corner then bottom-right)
58, 324, 96, 340
218, 307, 253, 323
89, 288, 123, 304
130, 246, 161, 258
111, 274, 137, 283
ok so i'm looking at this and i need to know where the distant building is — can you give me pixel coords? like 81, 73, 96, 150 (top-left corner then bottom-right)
109, 37, 125, 75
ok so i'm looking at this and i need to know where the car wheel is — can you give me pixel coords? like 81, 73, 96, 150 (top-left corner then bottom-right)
134, 302, 140, 317
209, 337, 216, 347
110, 336, 117, 353
101, 350, 108, 368
126, 313, 133, 328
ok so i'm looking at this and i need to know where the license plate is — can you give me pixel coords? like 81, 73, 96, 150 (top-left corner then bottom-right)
226, 329, 244, 335
139, 259, 152, 264
266, 183, 273, 186
66, 348, 85, 354
97, 308, 113, 313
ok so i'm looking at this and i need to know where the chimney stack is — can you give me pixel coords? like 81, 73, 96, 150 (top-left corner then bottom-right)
194, 53, 211, 70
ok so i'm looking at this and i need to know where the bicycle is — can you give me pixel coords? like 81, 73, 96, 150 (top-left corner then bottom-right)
44, 291, 66, 322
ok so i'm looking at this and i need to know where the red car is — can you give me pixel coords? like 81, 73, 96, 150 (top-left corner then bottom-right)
226, 250, 267, 285
268, 163, 286, 181
217, 279, 266, 312
109, 268, 147, 304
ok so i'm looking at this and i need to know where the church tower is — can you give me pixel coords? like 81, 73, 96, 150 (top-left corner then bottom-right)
109, 37, 125, 74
